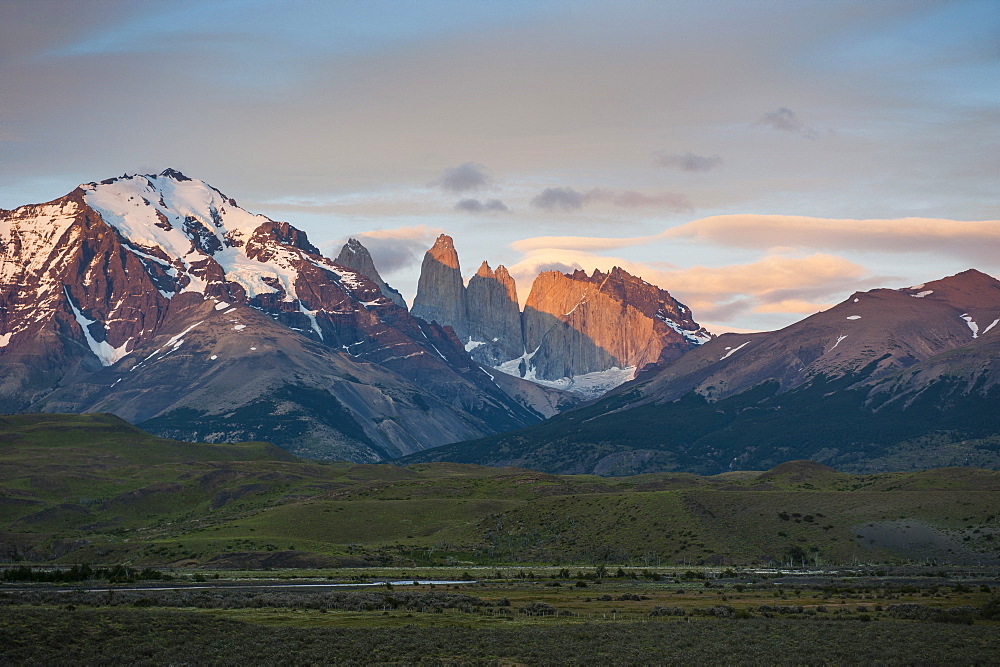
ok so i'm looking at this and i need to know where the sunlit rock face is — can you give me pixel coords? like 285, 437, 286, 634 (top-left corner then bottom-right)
520, 267, 710, 382
411, 234, 470, 341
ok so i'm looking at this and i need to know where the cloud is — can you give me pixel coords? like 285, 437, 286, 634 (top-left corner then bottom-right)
755, 107, 819, 140
601, 189, 692, 211
653, 151, 723, 172
455, 198, 509, 213
514, 215, 1000, 266
346, 225, 444, 274
531, 187, 586, 211
531, 187, 692, 212
663, 215, 1000, 264
435, 162, 491, 193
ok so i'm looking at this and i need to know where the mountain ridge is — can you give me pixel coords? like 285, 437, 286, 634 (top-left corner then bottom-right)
0, 170, 564, 460
399, 269, 1000, 475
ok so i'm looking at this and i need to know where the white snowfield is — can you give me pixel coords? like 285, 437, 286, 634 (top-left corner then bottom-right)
492, 347, 636, 398
846, 315, 861, 320
829, 334, 848, 351
911, 290, 934, 298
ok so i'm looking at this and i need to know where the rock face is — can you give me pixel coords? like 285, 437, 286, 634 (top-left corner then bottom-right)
411, 234, 470, 341
466, 262, 524, 366
334, 238, 406, 308
518, 267, 710, 381
410, 234, 711, 398
0, 171, 555, 461
403, 269, 1000, 476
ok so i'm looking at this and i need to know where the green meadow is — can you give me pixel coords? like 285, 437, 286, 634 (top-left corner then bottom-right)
2, 414, 998, 568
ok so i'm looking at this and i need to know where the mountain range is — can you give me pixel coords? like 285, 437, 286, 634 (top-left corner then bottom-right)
2, 169, 998, 475
411, 234, 710, 398
0, 170, 571, 461
402, 269, 1000, 474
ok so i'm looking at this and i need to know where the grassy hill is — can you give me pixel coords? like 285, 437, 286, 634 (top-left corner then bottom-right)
1, 415, 998, 568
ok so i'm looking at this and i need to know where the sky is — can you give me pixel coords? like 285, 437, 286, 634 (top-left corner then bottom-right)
1, 0, 997, 332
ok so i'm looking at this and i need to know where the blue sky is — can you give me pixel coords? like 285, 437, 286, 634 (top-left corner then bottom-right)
1, 0, 997, 331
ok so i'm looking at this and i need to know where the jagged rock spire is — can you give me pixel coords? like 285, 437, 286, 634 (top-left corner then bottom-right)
411, 234, 470, 340
334, 238, 407, 308
467, 261, 524, 366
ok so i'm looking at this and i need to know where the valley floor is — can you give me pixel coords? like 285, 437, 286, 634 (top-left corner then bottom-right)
2, 566, 999, 664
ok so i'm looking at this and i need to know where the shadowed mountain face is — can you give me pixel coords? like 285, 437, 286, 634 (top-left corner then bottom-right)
466, 262, 524, 366
400, 270, 1000, 475
0, 171, 556, 460
411, 238, 710, 397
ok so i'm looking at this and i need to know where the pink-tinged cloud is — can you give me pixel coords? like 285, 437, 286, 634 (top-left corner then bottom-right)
663, 215, 1000, 263
514, 215, 1000, 265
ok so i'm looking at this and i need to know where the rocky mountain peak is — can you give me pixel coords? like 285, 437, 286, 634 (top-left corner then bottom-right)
158, 168, 192, 181
1, 173, 562, 462
334, 238, 406, 308
428, 234, 460, 269
411, 233, 470, 340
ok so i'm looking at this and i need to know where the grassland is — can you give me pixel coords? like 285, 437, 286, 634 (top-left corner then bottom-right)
1, 573, 999, 664
2, 413, 999, 568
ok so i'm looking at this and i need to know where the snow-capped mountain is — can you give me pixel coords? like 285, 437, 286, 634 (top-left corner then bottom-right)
411, 235, 711, 398
0, 170, 567, 460
401, 270, 1000, 475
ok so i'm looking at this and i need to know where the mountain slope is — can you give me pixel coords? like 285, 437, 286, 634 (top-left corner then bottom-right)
0, 171, 550, 460
400, 270, 1000, 475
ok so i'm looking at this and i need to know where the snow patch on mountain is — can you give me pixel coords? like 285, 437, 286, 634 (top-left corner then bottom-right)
657, 313, 711, 344
64, 287, 130, 366
83, 173, 305, 301
960, 314, 979, 338
720, 341, 750, 360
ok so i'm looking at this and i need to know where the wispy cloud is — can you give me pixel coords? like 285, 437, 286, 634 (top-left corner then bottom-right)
664, 215, 1000, 263
755, 107, 819, 140
590, 189, 692, 211
530, 187, 586, 211
455, 198, 509, 213
514, 215, 1000, 264
435, 162, 491, 193
530, 187, 692, 212
653, 151, 723, 172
